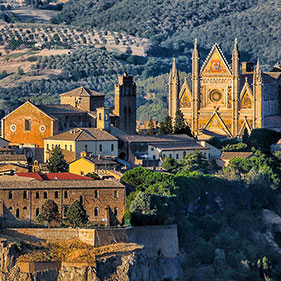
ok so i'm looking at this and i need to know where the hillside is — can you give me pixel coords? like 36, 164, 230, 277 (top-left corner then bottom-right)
53, 0, 281, 67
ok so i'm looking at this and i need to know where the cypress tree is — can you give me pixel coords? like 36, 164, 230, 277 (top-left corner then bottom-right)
47, 146, 68, 173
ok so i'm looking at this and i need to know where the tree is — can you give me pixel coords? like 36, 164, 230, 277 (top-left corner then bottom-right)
47, 146, 68, 173
174, 110, 192, 136
37, 200, 60, 224
65, 200, 88, 227
248, 128, 281, 154
242, 129, 249, 145
17, 67, 24, 75
85, 172, 100, 180
158, 115, 173, 134
181, 151, 210, 173
162, 156, 179, 172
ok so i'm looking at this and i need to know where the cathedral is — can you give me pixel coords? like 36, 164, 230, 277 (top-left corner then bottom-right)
169, 39, 281, 138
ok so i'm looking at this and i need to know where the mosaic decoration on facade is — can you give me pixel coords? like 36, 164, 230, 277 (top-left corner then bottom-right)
180, 90, 191, 108
202, 50, 228, 74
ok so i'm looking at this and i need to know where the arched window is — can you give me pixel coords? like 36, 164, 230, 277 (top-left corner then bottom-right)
9, 191, 13, 199
114, 191, 118, 198
99, 113, 102, 120
64, 191, 68, 199
23, 190, 27, 199
16, 208, 20, 218
36, 191, 39, 199
94, 207, 98, 216
114, 207, 118, 216
55, 191, 59, 199
44, 191, 48, 199
36, 208, 39, 216
94, 190, 98, 198
23, 206, 27, 210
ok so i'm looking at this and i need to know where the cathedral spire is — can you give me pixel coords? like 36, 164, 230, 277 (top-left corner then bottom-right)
168, 58, 179, 119
255, 58, 262, 84
192, 38, 200, 59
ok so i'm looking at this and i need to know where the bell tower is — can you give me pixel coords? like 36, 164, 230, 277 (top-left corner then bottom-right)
168, 58, 180, 120
113, 73, 136, 134
254, 59, 263, 128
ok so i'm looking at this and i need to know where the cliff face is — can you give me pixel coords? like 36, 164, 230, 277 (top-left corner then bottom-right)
0, 242, 184, 281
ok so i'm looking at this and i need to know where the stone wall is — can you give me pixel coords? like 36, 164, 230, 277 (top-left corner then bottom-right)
17, 261, 61, 273
3, 225, 180, 258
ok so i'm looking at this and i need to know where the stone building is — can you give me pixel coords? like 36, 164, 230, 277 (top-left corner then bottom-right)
169, 39, 281, 138
1, 74, 137, 162
44, 127, 118, 162
0, 174, 125, 227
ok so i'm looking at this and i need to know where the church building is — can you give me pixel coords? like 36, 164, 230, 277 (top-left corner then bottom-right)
169, 39, 281, 138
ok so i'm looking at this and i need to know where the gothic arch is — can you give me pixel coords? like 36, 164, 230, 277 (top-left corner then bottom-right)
239, 80, 253, 109
179, 80, 192, 108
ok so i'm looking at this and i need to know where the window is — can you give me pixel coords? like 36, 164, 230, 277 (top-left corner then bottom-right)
24, 119, 31, 131
70, 145, 72, 151
94, 190, 98, 198
55, 191, 59, 199
169, 154, 172, 158
99, 144, 102, 152
47, 144, 49, 150
153, 155, 156, 160
94, 207, 98, 216
36, 191, 39, 199
114, 191, 118, 198
65, 145, 67, 150
36, 208, 40, 216
44, 191, 48, 199
16, 208, 19, 218
111, 144, 114, 152
23, 206, 27, 210
9, 191, 13, 199
80, 171, 84, 175
99, 113, 102, 120
64, 191, 68, 199
80, 196, 83, 205
176, 153, 179, 159
151, 147, 154, 151
85, 145, 88, 151
183, 151, 186, 157
114, 207, 118, 216
52, 144, 54, 150
23, 190, 27, 199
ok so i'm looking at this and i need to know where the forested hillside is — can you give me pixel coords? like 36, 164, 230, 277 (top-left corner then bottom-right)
53, 0, 281, 67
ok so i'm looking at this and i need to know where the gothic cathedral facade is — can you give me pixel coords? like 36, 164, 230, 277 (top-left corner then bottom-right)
169, 39, 281, 138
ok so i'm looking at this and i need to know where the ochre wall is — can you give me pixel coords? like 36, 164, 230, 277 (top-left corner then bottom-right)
3, 103, 54, 148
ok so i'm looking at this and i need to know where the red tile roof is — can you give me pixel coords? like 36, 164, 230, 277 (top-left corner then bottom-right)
16, 172, 91, 180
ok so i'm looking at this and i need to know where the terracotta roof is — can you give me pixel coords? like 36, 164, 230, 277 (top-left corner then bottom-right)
45, 128, 117, 142
110, 125, 129, 138
118, 134, 194, 143
0, 179, 125, 189
0, 154, 27, 162
38, 104, 87, 115
150, 142, 208, 151
60, 86, 105, 97
16, 172, 91, 180
221, 152, 253, 160
265, 72, 281, 80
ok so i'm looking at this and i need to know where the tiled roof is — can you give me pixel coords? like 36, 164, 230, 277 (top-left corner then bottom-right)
0, 154, 27, 162
38, 104, 87, 115
45, 128, 117, 142
221, 152, 253, 160
0, 179, 125, 189
16, 172, 91, 180
118, 134, 193, 143
150, 142, 208, 151
60, 86, 105, 97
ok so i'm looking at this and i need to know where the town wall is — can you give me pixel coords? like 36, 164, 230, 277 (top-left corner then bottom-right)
2, 225, 179, 258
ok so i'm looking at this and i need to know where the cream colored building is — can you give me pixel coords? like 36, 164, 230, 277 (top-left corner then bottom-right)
44, 128, 118, 162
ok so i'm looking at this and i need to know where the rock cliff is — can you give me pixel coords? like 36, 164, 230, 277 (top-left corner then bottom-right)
0, 242, 184, 281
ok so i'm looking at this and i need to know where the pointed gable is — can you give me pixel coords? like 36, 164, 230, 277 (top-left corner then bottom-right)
179, 80, 192, 108
240, 79, 253, 109
204, 110, 232, 137
201, 44, 232, 76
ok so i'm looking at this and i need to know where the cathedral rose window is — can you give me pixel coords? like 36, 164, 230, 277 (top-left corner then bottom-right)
210, 90, 222, 103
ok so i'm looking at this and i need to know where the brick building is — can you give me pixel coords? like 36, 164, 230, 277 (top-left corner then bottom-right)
1, 74, 137, 163
0, 174, 125, 227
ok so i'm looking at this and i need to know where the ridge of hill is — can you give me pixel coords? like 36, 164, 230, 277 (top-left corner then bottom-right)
52, 0, 281, 66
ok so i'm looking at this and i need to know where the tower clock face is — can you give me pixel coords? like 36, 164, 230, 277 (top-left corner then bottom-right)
210, 90, 222, 103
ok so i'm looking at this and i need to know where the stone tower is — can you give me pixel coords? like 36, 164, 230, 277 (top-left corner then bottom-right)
113, 73, 136, 134
168, 58, 180, 120
192, 39, 200, 133
232, 38, 240, 136
97, 107, 110, 131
